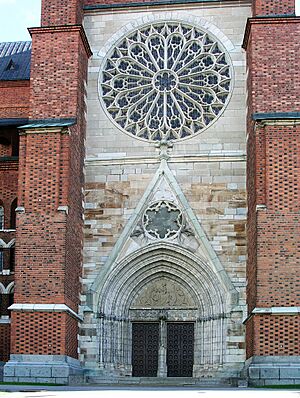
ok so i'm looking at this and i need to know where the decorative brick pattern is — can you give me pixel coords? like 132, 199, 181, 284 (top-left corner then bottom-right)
256, 213, 300, 307
265, 125, 300, 212
246, 316, 254, 359
8, 0, 90, 366
0, 324, 10, 362
66, 314, 79, 359
245, 0, 300, 364
253, 0, 295, 16
246, 123, 257, 315
254, 315, 300, 356
11, 312, 78, 358
0, 160, 18, 230
84, 0, 158, 5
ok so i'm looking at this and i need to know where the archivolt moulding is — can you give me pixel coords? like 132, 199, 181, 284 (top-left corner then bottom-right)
97, 242, 230, 319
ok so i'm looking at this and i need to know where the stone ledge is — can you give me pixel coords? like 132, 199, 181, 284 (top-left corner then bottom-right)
3, 355, 83, 385
247, 356, 300, 386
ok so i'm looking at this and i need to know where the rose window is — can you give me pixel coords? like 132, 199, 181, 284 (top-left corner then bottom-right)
100, 22, 232, 142
143, 201, 183, 240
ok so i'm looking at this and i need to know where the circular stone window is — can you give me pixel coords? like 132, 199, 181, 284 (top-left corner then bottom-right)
100, 22, 232, 142
143, 201, 183, 240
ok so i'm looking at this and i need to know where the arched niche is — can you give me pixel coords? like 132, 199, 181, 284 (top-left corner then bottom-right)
95, 243, 231, 377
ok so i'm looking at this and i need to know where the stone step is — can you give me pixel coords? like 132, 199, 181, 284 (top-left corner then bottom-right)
86, 376, 235, 387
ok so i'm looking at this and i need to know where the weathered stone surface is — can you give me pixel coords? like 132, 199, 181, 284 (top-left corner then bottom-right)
80, 1, 249, 382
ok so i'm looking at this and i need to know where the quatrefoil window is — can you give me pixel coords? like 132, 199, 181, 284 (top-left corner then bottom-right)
100, 22, 232, 142
143, 201, 183, 240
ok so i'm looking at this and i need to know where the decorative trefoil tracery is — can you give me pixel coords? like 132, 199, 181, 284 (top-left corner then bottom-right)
101, 22, 232, 141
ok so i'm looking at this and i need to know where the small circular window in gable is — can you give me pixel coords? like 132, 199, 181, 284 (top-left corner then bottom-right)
100, 22, 232, 142
143, 200, 183, 240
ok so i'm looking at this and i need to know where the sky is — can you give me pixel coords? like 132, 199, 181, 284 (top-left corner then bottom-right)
0, 0, 41, 42
0, 0, 299, 42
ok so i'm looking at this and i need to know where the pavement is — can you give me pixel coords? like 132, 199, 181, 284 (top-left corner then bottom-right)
0, 386, 300, 398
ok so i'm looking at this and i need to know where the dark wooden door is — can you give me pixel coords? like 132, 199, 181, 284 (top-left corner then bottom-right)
132, 322, 159, 377
167, 322, 194, 377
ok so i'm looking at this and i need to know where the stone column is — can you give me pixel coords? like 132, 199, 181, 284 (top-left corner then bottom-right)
157, 318, 167, 377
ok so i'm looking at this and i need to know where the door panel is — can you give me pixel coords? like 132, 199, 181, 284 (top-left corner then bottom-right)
167, 322, 194, 377
132, 322, 159, 377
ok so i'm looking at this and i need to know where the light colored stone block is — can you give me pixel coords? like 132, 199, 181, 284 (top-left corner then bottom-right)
260, 368, 280, 379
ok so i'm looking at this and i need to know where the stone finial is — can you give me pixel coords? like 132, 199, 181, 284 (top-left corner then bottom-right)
155, 139, 173, 161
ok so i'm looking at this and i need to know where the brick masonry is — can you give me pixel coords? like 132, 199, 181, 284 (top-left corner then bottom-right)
0, 81, 30, 119
0, 0, 299, 386
0, 146, 18, 365
2, 0, 91, 384
252, 0, 295, 16
244, 0, 300, 386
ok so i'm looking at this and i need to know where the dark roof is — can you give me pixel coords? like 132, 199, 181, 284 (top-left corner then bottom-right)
253, 112, 300, 120
20, 118, 77, 129
0, 41, 31, 81
0, 118, 28, 127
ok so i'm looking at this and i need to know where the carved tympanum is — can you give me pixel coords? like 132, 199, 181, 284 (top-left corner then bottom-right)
132, 278, 195, 308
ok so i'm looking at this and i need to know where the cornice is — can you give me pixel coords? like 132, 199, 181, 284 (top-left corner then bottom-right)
84, 0, 250, 11
242, 15, 300, 50
243, 306, 300, 324
28, 25, 92, 58
9, 303, 83, 321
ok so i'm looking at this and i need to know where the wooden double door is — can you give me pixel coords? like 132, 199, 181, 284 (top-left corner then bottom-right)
132, 322, 194, 377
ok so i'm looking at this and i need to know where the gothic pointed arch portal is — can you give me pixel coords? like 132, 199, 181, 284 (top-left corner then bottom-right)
97, 243, 230, 377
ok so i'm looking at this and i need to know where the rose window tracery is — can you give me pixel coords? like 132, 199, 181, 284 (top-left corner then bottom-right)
100, 22, 232, 142
143, 201, 183, 240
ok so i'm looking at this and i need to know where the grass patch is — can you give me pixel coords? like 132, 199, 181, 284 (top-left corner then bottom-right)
257, 385, 300, 389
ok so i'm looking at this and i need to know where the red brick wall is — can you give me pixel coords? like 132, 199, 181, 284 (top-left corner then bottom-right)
0, 82, 30, 119
256, 213, 300, 307
253, 315, 300, 356
0, 324, 11, 362
11, 312, 78, 358
64, 37, 88, 308
244, 9, 300, 358
0, 161, 18, 230
29, 27, 87, 120
17, 131, 69, 211
9, 0, 90, 359
42, 0, 83, 26
246, 125, 257, 315
253, 0, 295, 16
247, 21, 300, 114
0, 160, 18, 362
0, 143, 10, 157
84, 0, 153, 4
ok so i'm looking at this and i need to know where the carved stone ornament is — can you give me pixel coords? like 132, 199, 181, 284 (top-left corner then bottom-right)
132, 278, 195, 308
100, 21, 232, 141
143, 200, 183, 240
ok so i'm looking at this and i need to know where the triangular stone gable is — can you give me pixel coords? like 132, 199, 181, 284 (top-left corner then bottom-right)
89, 156, 237, 304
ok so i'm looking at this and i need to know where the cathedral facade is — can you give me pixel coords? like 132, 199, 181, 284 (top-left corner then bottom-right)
0, 0, 299, 386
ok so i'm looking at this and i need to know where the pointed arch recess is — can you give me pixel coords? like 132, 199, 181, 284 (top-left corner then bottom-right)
95, 243, 230, 374
98, 242, 229, 318
90, 159, 238, 308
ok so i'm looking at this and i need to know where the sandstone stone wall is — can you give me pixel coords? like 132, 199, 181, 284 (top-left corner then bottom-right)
81, 1, 251, 374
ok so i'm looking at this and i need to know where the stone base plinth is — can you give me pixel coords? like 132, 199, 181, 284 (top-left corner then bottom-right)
246, 356, 300, 386
4, 355, 83, 385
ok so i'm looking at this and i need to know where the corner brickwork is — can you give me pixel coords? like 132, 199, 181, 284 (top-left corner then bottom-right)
252, 0, 295, 16
244, 0, 300, 386
4, 0, 91, 384
42, 0, 83, 26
